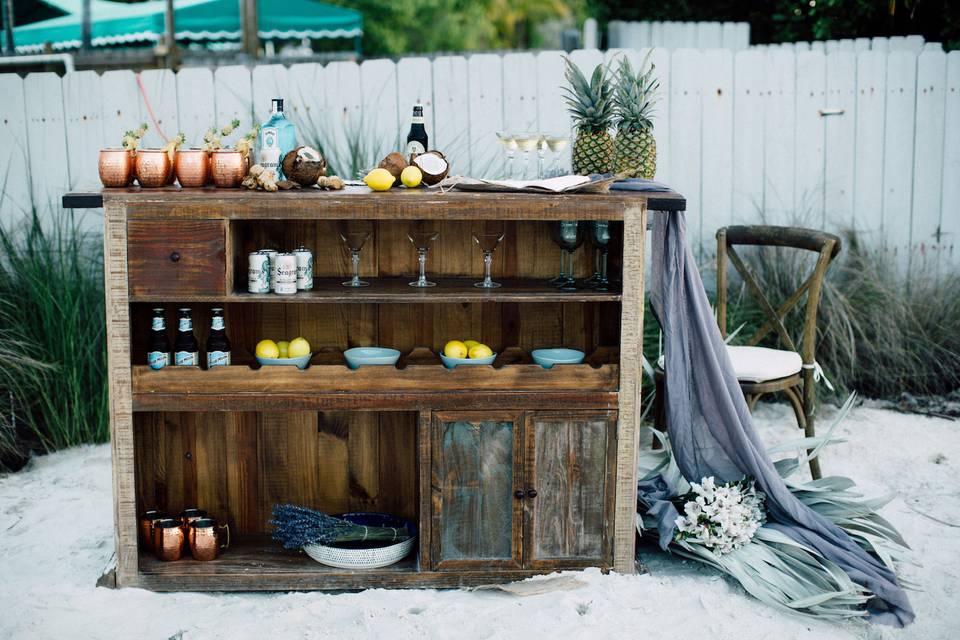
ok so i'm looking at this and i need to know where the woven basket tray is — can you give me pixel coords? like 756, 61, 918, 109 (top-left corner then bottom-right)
302, 512, 416, 569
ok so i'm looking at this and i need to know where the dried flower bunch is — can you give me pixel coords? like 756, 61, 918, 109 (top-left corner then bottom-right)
121, 123, 149, 151
674, 476, 766, 554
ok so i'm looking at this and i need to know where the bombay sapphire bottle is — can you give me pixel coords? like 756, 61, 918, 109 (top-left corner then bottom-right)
259, 98, 297, 179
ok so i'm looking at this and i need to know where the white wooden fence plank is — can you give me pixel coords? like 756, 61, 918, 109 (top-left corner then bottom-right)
910, 49, 948, 268
213, 65, 253, 146
0, 74, 33, 220
881, 50, 917, 263
323, 61, 362, 177
720, 22, 740, 50
698, 22, 722, 49
285, 63, 325, 150
359, 58, 399, 162
137, 69, 178, 148
650, 21, 664, 48
99, 70, 141, 149
466, 53, 504, 178
502, 52, 540, 146
62, 70, 103, 191
795, 51, 826, 225
905, 35, 925, 52
853, 51, 887, 238
700, 48, 734, 235
24, 73, 70, 216
669, 49, 703, 247
732, 49, 766, 222
854, 38, 871, 52
888, 36, 907, 51
838, 39, 855, 52
823, 51, 857, 230
607, 21, 625, 49
649, 48, 671, 184
636, 22, 652, 49
432, 55, 469, 172
251, 64, 290, 127
810, 41, 825, 53
397, 57, 434, 150
763, 49, 797, 222
176, 67, 215, 148
535, 50, 571, 175
941, 52, 960, 267
872, 37, 889, 52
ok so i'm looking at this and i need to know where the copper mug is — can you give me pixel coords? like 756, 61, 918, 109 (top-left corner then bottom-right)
179, 508, 207, 528
152, 518, 187, 561
175, 149, 210, 187
188, 518, 230, 561
138, 509, 167, 550
135, 149, 173, 188
98, 149, 134, 187
210, 150, 248, 188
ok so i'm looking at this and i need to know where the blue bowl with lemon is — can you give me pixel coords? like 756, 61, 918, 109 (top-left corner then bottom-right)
255, 337, 312, 369
440, 340, 496, 369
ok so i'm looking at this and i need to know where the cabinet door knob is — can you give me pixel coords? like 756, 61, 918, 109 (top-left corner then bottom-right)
169, 251, 181, 263
526, 489, 538, 499
514, 490, 525, 499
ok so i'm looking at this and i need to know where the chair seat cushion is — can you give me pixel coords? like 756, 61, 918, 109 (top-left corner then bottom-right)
726, 346, 802, 383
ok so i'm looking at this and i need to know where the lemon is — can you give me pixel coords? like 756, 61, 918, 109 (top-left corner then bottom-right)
464, 340, 480, 350
288, 337, 311, 358
400, 165, 423, 188
468, 344, 493, 359
255, 339, 280, 359
443, 340, 468, 359
277, 341, 290, 358
364, 168, 395, 192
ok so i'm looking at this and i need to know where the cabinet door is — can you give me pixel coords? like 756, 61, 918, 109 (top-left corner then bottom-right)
431, 412, 523, 570
523, 411, 615, 569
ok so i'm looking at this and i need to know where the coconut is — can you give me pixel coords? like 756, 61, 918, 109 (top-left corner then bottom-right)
378, 152, 408, 187
282, 146, 327, 186
410, 151, 449, 186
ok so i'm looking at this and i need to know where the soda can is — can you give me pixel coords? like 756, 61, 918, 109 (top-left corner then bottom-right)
248, 251, 270, 293
259, 249, 279, 292
293, 245, 314, 291
274, 253, 298, 295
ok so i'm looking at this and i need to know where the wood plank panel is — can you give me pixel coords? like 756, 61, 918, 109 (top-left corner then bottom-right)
62, 70, 104, 192
137, 69, 179, 149
360, 58, 399, 163
795, 51, 826, 225
467, 53, 504, 178
881, 50, 918, 266
396, 57, 434, 151
700, 49, 734, 234
225, 412, 259, 533
177, 67, 216, 148
0, 73, 34, 221
732, 49, 765, 222
432, 55, 470, 170
24, 72, 70, 216
853, 50, 887, 236
910, 49, 948, 272
941, 51, 960, 269
127, 219, 226, 297
823, 51, 857, 231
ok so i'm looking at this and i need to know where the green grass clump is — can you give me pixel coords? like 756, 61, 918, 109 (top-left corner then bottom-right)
0, 210, 107, 464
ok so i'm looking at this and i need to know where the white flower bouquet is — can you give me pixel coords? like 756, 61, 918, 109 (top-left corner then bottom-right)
674, 476, 765, 554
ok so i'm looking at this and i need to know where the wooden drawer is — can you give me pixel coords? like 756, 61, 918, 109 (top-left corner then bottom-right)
127, 220, 226, 298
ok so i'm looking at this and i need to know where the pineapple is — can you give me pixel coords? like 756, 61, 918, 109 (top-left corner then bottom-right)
613, 54, 659, 179
561, 58, 615, 175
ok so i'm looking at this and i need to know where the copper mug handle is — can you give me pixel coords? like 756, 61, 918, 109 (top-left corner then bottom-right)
218, 523, 230, 550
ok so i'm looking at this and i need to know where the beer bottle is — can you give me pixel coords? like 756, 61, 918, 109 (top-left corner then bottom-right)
147, 308, 171, 370
405, 104, 428, 156
206, 307, 232, 368
174, 308, 199, 366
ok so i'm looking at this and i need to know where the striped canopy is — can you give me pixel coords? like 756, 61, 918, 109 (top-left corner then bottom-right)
13, 0, 363, 54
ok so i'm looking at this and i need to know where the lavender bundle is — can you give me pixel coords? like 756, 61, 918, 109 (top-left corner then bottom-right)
270, 504, 410, 549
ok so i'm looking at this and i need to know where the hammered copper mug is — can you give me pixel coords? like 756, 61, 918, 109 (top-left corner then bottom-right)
138, 509, 167, 550
210, 149, 248, 188
179, 508, 207, 528
98, 149, 134, 187
152, 518, 187, 561
175, 149, 210, 187
188, 518, 230, 561
135, 149, 173, 188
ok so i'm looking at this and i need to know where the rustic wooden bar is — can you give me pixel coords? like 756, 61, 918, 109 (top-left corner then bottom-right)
71, 185, 684, 591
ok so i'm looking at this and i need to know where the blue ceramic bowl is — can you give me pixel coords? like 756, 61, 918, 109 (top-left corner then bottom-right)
256, 353, 312, 369
439, 352, 497, 369
344, 347, 401, 370
531, 348, 585, 369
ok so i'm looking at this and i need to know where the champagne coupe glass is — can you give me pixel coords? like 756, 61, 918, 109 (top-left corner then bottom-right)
472, 232, 505, 288
592, 221, 612, 292
544, 135, 570, 176
496, 131, 517, 179
514, 132, 539, 180
536, 136, 548, 179
340, 231, 370, 287
552, 221, 584, 292
408, 230, 440, 288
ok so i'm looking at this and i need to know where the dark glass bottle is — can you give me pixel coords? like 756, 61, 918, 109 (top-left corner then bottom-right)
206, 307, 232, 368
405, 104, 428, 156
147, 308, 170, 370
174, 308, 199, 366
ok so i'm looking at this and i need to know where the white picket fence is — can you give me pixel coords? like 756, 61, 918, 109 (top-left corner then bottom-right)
606, 21, 750, 51
1, 46, 958, 271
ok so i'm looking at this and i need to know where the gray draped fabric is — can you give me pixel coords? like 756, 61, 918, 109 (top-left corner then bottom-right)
643, 210, 914, 627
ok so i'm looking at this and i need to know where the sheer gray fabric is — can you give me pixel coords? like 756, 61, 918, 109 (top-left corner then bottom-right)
643, 211, 913, 627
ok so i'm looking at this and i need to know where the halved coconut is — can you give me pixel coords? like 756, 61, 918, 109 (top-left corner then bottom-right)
378, 152, 408, 187
282, 146, 327, 186
410, 151, 449, 186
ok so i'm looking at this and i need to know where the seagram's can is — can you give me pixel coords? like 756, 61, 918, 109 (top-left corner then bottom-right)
274, 252, 298, 295
293, 245, 314, 291
248, 251, 270, 293
259, 249, 279, 292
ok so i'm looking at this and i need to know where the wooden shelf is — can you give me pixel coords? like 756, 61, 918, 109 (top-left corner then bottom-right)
135, 536, 546, 591
128, 277, 622, 303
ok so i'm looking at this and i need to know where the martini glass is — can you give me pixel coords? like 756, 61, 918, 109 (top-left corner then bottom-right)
544, 135, 570, 176
472, 232, 505, 288
536, 136, 548, 178
496, 131, 517, 179
408, 230, 440, 287
592, 221, 611, 292
513, 133, 540, 179
552, 221, 584, 292
340, 231, 370, 287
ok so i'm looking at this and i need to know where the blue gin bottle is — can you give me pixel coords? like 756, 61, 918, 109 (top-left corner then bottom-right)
259, 98, 297, 179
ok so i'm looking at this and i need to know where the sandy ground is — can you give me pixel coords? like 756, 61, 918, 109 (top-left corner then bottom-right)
0, 402, 957, 640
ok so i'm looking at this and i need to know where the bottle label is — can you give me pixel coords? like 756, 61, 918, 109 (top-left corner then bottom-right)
406, 140, 426, 155
151, 317, 165, 331
260, 127, 280, 172
175, 351, 198, 366
148, 351, 168, 370
178, 318, 192, 332
207, 351, 231, 368
211, 316, 225, 331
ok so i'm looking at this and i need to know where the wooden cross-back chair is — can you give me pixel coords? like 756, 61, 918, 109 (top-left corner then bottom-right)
715, 225, 842, 479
